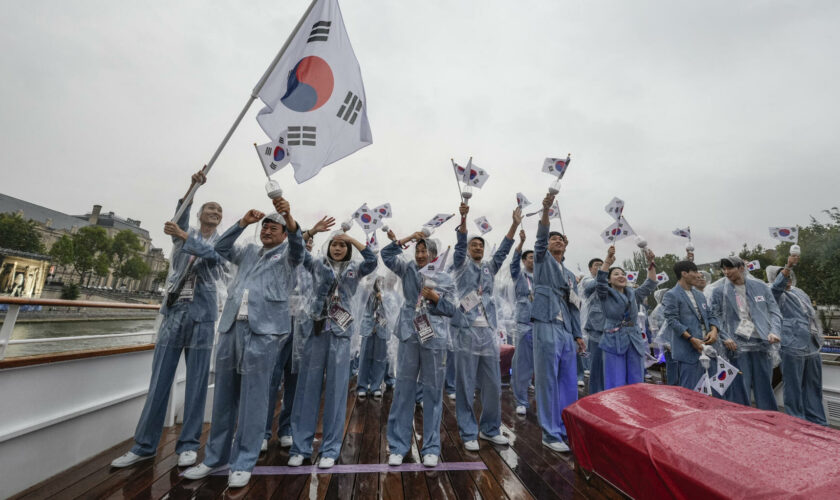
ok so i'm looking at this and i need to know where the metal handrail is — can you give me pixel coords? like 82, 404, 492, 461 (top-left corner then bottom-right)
0, 297, 161, 360
7, 331, 156, 345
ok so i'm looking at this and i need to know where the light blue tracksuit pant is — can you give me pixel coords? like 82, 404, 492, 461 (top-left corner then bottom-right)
781, 352, 826, 424
357, 334, 388, 393
511, 323, 534, 408
203, 321, 282, 472
453, 326, 502, 442
532, 319, 577, 444
130, 309, 212, 457
290, 331, 351, 460
264, 331, 297, 440
387, 339, 446, 457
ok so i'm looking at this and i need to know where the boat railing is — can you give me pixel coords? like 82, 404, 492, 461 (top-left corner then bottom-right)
0, 296, 160, 362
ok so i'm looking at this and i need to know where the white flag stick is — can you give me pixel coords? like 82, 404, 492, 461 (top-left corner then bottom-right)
170, 0, 319, 222
450, 158, 464, 204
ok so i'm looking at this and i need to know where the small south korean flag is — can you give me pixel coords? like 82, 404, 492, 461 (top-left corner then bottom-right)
542, 155, 571, 179
352, 203, 380, 233
746, 260, 761, 271
604, 197, 624, 221
656, 272, 670, 285
600, 217, 634, 244
625, 270, 639, 283
515, 192, 531, 210
453, 158, 490, 188
367, 231, 379, 252
474, 216, 493, 235
693, 372, 713, 396
254, 133, 291, 177
424, 213, 455, 228
672, 227, 691, 239
372, 203, 392, 219
769, 227, 799, 243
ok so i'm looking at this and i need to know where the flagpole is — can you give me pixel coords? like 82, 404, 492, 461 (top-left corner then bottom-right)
450, 158, 464, 204
171, 0, 319, 222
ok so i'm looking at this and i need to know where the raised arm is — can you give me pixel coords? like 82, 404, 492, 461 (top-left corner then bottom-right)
490, 207, 521, 275
214, 210, 264, 265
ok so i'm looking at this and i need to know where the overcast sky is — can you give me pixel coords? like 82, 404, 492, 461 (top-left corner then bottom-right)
2, 1, 839, 272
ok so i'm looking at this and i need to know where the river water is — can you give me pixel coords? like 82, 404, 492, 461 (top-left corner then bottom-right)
3, 318, 157, 358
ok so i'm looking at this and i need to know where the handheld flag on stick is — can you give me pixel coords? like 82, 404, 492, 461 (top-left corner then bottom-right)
367, 231, 379, 252
604, 197, 625, 221
424, 213, 455, 229
352, 203, 381, 233
693, 372, 713, 396
769, 227, 799, 243
746, 260, 761, 271
474, 216, 493, 235
516, 192, 531, 210
655, 272, 670, 285
372, 203, 392, 219
542, 155, 571, 179
625, 270, 639, 283
711, 356, 740, 396
600, 217, 635, 244
256, 0, 372, 184
672, 227, 692, 239
255, 133, 291, 176
419, 246, 450, 278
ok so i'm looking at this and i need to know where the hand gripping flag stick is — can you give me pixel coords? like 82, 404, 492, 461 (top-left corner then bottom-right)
170, 0, 320, 222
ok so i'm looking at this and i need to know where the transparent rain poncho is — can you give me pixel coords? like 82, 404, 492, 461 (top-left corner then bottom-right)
157, 223, 229, 351
450, 233, 515, 358
493, 259, 521, 346
766, 266, 824, 357
709, 268, 783, 358
289, 248, 317, 374
214, 221, 303, 374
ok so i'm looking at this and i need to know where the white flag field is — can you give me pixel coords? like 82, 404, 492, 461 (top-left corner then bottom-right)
600, 217, 635, 244
254, 132, 291, 177
256, 0, 372, 183
474, 216, 493, 235
769, 226, 799, 243
453, 158, 490, 188
419, 246, 451, 278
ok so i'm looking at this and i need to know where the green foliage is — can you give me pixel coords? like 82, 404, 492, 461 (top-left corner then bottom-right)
49, 226, 110, 284
120, 255, 151, 281
60, 283, 80, 300
110, 230, 147, 286
0, 213, 45, 253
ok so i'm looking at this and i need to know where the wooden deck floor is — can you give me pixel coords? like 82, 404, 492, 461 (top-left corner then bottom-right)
13, 379, 626, 500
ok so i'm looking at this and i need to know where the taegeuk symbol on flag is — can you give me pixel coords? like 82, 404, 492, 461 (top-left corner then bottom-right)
474, 216, 493, 235
256, 0, 372, 184
542, 155, 571, 179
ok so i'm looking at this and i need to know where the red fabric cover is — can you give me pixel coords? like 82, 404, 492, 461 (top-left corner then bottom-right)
562, 384, 840, 500
499, 344, 515, 375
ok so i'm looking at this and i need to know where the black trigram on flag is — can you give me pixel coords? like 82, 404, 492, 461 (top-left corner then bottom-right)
337, 91, 363, 124
308, 21, 331, 43
288, 126, 316, 146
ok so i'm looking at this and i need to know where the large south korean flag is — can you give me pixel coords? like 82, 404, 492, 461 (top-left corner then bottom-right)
256, 0, 372, 183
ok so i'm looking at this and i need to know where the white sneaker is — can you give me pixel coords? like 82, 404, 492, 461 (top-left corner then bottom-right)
178, 450, 197, 467
479, 431, 509, 445
448, 393, 456, 400
373, 389, 383, 398
228, 470, 251, 488
318, 457, 335, 469
358, 390, 367, 399
422, 454, 439, 467
184, 463, 214, 480
279, 435, 293, 448
577, 380, 585, 388
388, 454, 403, 466
288, 454, 304, 467
110, 451, 154, 468
260, 439, 268, 452
584, 370, 590, 376
542, 440, 570, 453
515, 405, 526, 415
463, 440, 479, 451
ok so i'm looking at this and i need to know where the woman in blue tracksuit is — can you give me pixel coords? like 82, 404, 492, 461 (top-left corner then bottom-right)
768, 257, 828, 425
382, 232, 456, 467
596, 245, 658, 390
288, 232, 377, 469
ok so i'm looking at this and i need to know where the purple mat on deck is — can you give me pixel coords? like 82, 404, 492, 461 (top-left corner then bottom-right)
196, 462, 487, 476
